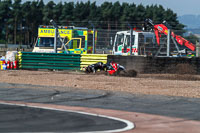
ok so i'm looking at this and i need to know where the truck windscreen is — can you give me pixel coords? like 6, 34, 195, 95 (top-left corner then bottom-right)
36, 37, 62, 47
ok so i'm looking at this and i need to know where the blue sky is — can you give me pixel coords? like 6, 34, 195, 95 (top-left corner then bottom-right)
23, 0, 200, 16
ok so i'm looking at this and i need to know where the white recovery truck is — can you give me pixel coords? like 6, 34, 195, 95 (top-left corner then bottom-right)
113, 30, 156, 56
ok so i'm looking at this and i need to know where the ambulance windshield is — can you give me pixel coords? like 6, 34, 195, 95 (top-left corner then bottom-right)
36, 37, 62, 47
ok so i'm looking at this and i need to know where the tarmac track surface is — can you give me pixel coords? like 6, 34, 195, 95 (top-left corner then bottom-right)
0, 82, 200, 132
0, 103, 130, 132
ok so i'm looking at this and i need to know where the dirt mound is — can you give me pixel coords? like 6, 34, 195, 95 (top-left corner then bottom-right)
118, 69, 138, 77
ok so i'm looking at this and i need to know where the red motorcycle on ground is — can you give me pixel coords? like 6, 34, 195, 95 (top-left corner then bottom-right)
85, 62, 126, 75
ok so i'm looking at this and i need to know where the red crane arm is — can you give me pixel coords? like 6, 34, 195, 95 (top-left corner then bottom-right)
154, 24, 196, 51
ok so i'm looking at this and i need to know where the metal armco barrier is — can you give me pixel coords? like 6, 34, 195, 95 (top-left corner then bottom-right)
80, 54, 108, 69
18, 52, 81, 70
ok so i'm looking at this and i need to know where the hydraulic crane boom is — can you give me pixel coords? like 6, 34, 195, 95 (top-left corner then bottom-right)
145, 19, 196, 51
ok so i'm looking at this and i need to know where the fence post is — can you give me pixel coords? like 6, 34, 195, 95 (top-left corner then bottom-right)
130, 28, 133, 55
89, 21, 96, 54
50, 19, 58, 53
127, 22, 133, 55
167, 29, 171, 57
93, 27, 95, 54
54, 27, 58, 53
196, 41, 200, 57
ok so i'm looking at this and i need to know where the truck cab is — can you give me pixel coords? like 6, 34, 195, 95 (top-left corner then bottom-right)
113, 30, 156, 56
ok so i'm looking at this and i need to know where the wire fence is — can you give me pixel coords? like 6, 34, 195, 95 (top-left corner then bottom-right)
1, 25, 200, 76
94, 28, 199, 55
1, 21, 200, 56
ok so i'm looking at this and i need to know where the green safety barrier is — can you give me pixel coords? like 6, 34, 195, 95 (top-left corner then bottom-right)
18, 52, 108, 71
18, 52, 81, 70
80, 54, 108, 69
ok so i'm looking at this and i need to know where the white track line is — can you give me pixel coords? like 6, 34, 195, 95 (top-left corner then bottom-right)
0, 101, 134, 133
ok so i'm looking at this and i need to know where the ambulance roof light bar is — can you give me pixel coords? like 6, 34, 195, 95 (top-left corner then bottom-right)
39, 25, 75, 29
39, 25, 88, 30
